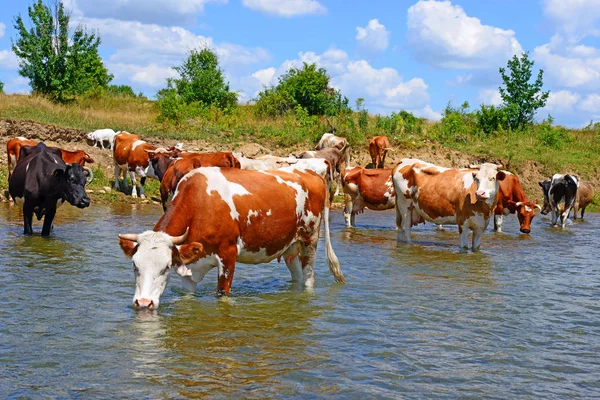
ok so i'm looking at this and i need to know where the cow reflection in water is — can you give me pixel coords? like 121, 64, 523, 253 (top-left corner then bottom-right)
159, 293, 326, 397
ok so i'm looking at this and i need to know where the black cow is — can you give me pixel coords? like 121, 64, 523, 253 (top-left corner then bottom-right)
9, 143, 90, 236
539, 174, 578, 228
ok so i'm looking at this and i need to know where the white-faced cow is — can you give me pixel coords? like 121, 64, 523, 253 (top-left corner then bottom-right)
539, 174, 578, 228
113, 131, 159, 198
118, 167, 345, 309
9, 143, 90, 236
393, 159, 505, 249
494, 171, 541, 234
87, 129, 119, 150
368, 136, 391, 169
342, 167, 395, 227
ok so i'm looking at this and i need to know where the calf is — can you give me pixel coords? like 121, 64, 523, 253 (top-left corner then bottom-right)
393, 159, 505, 249
368, 136, 391, 169
6, 137, 36, 178
540, 174, 578, 228
87, 129, 119, 150
494, 171, 541, 233
113, 132, 158, 198
573, 180, 594, 220
9, 143, 90, 236
118, 167, 344, 308
342, 167, 395, 227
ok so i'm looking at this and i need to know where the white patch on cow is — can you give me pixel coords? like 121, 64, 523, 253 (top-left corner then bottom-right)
462, 172, 475, 190
131, 140, 146, 151
525, 206, 532, 213
135, 165, 146, 178
25, 162, 30, 173
183, 253, 218, 283
247, 209, 259, 225
266, 209, 272, 216
261, 172, 308, 216
17, 136, 27, 141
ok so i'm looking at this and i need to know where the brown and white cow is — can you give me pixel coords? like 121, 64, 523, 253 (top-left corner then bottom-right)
154, 151, 242, 210
393, 159, 505, 249
297, 146, 347, 196
368, 136, 391, 169
7, 137, 36, 177
573, 180, 594, 220
113, 131, 159, 198
494, 171, 541, 234
118, 167, 345, 309
315, 133, 350, 163
342, 167, 395, 227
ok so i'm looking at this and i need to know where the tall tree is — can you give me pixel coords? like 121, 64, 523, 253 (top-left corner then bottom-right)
499, 52, 549, 130
12, 0, 112, 102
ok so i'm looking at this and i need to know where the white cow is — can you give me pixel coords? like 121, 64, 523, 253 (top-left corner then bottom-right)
87, 129, 119, 150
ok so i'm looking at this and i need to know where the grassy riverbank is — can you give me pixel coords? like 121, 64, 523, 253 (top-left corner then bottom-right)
1, 93, 599, 210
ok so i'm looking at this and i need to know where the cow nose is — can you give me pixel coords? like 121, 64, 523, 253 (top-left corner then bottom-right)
476, 190, 488, 199
78, 198, 90, 208
134, 298, 155, 309
520, 228, 531, 234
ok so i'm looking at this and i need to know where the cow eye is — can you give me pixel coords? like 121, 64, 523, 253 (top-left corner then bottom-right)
159, 266, 170, 276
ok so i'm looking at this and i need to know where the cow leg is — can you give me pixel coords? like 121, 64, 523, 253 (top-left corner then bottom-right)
459, 223, 470, 249
129, 171, 138, 198
22, 203, 34, 235
494, 214, 503, 232
334, 174, 341, 197
472, 227, 485, 250
283, 244, 303, 283
572, 201, 579, 220
301, 241, 317, 288
139, 177, 146, 199
351, 212, 356, 227
550, 210, 558, 227
395, 202, 412, 243
343, 194, 354, 227
581, 207, 586, 220
41, 208, 57, 237
113, 162, 121, 191
216, 248, 237, 296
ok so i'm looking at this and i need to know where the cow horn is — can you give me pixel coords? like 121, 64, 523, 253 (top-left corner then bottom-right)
469, 164, 480, 169
171, 228, 189, 245
119, 233, 139, 242
534, 204, 542, 211
83, 166, 94, 185
515, 201, 524, 207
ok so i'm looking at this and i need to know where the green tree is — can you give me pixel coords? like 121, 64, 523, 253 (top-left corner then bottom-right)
11, 0, 112, 102
0, 81, 4, 93
165, 47, 237, 110
255, 62, 349, 117
499, 52, 549, 130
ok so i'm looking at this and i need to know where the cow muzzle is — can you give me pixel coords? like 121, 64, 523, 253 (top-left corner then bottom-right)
475, 190, 489, 200
134, 298, 155, 309
77, 197, 91, 208
520, 228, 531, 234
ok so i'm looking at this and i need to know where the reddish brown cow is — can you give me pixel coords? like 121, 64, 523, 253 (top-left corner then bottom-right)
494, 171, 541, 233
153, 151, 242, 210
118, 167, 344, 308
113, 131, 158, 198
368, 135, 391, 168
573, 180, 594, 220
6, 137, 36, 177
342, 167, 395, 227
59, 149, 95, 166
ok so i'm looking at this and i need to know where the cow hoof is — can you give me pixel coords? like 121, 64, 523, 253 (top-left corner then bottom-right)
140, 195, 146, 199
132, 194, 138, 199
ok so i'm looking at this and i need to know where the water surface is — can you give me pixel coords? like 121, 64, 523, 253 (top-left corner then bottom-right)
1, 203, 599, 398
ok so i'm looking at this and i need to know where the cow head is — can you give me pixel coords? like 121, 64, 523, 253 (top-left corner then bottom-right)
148, 150, 176, 181
470, 163, 506, 202
54, 164, 91, 208
118, 229, 203, 309
508, 200, 542, 233
538, 180, 552, 214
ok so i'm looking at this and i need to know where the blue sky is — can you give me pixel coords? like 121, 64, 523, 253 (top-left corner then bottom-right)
0, 0, 599, 126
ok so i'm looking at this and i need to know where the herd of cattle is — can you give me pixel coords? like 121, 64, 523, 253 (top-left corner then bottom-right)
5, 129, 595, 309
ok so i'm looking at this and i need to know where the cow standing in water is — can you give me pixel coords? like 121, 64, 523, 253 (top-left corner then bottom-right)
113, 131, 159, 198
342, 167, 395, 227
119, 167, 344, 309
572, 180, 594, 220
9, 143, 90, 236
539, 174, 578, 228
494, 171, 541, 234
368, 136, 391, 169
393, 159, 505, 250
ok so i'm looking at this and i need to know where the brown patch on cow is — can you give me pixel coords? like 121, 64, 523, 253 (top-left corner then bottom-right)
343, 167, 395, 214
119, 238, 138, 257
113, 132, 156, 172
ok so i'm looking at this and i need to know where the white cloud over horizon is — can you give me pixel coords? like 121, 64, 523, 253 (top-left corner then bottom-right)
242, 0, 326, 17
355, 19, 390, 58
0, 22, 6, 39
542, 0, 600, 40
0, 50, 19, 71
407, 0, 522, 69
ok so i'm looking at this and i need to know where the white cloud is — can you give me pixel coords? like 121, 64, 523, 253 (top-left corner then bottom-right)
544, 90, 580, 112
69, 0, 226, 25
543, 0, 600, 39
407, 0, 522, 69
580, 94, 600, 112
355, 19, 390, 57
242, 0, 326, 17
3, 76, 30, 94
533, 35, 600, 91
478, 88, 502, 106
448, 73, 473, 86
108, 63, 178, 88
0, 50, 19, 71
0, 22, 6, 39
416, 105, 442, 121
252, 67, 276, 87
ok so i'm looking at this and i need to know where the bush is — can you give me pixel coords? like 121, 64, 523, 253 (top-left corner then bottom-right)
439, 101, 475, 141
476, 105, 509, 135
107, 84, 143, 98
254, 87, 296, 118
0, 80, 4, 93
537, 116, 573, 149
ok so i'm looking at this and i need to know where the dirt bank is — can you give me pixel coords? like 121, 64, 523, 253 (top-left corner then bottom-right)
0, 118, 564, 207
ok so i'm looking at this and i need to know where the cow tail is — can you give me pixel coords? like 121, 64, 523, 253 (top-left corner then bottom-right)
323, 185, 345, 284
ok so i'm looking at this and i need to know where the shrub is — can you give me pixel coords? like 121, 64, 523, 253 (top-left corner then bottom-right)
254, 87, 296, 118
476, 105, 509, 135
537, 116, 573, 149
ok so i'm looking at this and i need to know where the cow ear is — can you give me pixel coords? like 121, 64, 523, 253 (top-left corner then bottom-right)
496, 171, 506, 181
538, 181, 543, 187
119, 238, 138, 258
192, 159, 202, 169
174, 242, 204, 265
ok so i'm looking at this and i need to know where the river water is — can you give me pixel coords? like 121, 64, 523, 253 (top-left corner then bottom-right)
1, 203, 599, 399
